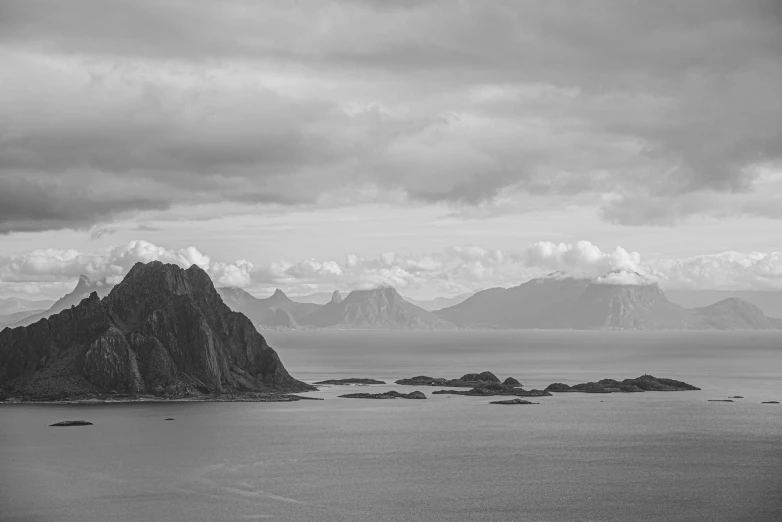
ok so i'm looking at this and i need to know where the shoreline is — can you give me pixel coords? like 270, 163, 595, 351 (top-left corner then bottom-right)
0, 392, 323, 405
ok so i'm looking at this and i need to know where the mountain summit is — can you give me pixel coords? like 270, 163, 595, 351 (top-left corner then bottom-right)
0, 261, 312, 398
300, 286, 456, 329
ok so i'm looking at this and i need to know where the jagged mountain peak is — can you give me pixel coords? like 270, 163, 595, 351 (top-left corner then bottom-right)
0, 260, 311, 398
331, 290, 343, 304
270, 288, 291, 301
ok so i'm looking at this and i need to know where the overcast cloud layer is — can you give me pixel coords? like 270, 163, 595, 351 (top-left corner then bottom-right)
3, 240, 782, 300
1, 0, 782, 233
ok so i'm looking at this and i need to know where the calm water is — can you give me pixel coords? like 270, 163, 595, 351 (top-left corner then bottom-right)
1, 330, 781, 521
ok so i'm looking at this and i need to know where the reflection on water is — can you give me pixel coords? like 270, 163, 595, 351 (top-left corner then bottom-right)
1, 331, 781, 521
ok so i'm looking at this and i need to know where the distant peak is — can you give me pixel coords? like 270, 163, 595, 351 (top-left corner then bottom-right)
269, 288, 291, 301
331, 290, 343, 304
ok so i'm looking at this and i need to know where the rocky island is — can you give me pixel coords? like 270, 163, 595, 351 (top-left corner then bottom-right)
339, 391, 427, 399
432, 383, 551, 397
50, 420, 93, 427
314, 378, 386, 385
489, 398, 539, 405
395, 371, 522, 387
545, 375, 700, 393
0, 261, 315, 402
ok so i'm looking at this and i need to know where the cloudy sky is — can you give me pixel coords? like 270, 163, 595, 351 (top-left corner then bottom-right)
1, 0, 782, 299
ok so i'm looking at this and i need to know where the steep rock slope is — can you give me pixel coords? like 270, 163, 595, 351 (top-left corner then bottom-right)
300, 287, 456, 329
0, 261, 312, 398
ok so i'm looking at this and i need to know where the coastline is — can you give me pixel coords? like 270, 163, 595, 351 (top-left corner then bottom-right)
0, 392, 323, 405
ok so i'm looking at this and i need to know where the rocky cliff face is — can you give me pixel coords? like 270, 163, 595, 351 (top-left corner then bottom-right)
300, 287, 457, 329
0, 261, 312, 398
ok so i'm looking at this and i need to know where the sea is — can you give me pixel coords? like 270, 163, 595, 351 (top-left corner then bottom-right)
1, 330, 780, 521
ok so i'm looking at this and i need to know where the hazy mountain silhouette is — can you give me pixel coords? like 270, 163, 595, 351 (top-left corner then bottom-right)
436, 272, 780, 330
288, 291, 347, 305
404, 293, 473, 312
667, 290, 782, 319
0, 297, 54, 316
300, 286, 457, 329
0, 261, 311, 398
216, 287, 321, 327
7, 275, 114, 328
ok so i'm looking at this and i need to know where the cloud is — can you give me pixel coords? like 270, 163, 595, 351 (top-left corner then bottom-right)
0, 1, 780, 232
0, 240, 252, 288
5, 239, 782, 302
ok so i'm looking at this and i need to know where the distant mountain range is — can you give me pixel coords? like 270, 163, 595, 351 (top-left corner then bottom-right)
299, 287, 455, 329
435, 272, 782, 330
216, 287, 321, 328
404, 293, 472, 311
3, 271, 782, 332
3, 276, 114, 328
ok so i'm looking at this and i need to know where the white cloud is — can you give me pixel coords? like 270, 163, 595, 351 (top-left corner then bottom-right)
3, 239, 782, 300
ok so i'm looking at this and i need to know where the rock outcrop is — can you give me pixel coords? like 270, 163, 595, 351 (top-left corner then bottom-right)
545, 375, 700, 393
0, 261, 313, 399
339, 390, 427, 399
395, 371, 511, 387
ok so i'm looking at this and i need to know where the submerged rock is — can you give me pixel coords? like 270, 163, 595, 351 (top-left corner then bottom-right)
545, 375, 700, 394
50, 420, 93, 427
761, 401, 780, 404
313, 378, 386, 385
165, 418, 175, 421
339, 390, 426, 400
489, 398, 539, 405
708, 399, 734, 402
729, 396, 744, 399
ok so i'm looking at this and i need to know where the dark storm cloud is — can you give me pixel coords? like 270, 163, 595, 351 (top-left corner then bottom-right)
1, 0, 781, 232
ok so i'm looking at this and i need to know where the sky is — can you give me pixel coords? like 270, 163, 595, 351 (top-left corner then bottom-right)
1, 0, 782, 300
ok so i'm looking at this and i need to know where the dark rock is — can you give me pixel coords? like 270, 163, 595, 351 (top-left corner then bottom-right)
708, 400, 734, 402
460, 371, 500, 383
0, 261, 314, 400
339, 390, 427, 400
432, 383, 552, 397
761, 401, 780, 404
729, 396, 744, 398
50, 420, 93, 427
489, 398, 538, 405
313, 378, 386, 385
165, 418, 175, 421
503, 377, 521, 386
546, 375, 699, 394
545, 383, 573, 392
396, 371, 505, 387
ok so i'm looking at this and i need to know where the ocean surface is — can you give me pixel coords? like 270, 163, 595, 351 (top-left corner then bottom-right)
1, 330, 781, 521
